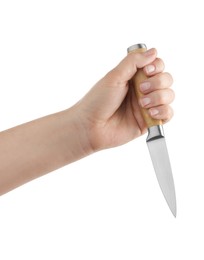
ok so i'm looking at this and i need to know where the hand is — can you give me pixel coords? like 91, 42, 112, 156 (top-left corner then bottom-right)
75, 48, 174, 151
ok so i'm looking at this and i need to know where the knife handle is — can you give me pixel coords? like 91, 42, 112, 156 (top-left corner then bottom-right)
127, 44, 162, 128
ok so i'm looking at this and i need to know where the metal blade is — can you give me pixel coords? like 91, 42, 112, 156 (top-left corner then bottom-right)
147, 127, 177, 217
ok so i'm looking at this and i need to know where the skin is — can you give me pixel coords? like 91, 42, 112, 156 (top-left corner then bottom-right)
0, 48, 174, 195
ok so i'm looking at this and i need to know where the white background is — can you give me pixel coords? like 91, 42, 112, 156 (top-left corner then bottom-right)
0, 0, 203, 259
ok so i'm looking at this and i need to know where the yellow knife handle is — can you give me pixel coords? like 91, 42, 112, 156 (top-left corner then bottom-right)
127, 44, 162, 128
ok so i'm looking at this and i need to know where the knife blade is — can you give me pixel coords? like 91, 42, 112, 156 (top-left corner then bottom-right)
127, 43, 177, 217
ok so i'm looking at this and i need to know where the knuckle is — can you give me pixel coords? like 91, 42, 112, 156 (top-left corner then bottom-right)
166, 106, 173, 118
154, 72, 174, 89
160, 105, 173, 122
157, 75, 163, 86
164, 72, 174, 85
168, 88, 175, 102
165, 106, 174, 122
155, 58, 165, 71
159, 94, 167, 104
152, 75, 163, 88
157, 89, 175, 105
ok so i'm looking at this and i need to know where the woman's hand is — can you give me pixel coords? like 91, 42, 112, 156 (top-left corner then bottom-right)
76, 48, 174, 151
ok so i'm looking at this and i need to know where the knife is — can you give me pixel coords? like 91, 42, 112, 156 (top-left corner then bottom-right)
127, 43, 177, 217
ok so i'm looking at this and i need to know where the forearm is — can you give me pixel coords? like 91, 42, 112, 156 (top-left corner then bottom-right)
0, 107, 92, 195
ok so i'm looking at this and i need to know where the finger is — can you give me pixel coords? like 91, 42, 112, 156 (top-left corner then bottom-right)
143, 58, 165, 76
108, 48, 157, 84
148, 105, 174, 123
139, 88, 175, 108
139, 72, 174, 94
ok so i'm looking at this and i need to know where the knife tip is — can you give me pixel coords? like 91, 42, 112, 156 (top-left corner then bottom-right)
170, 205, 177, 218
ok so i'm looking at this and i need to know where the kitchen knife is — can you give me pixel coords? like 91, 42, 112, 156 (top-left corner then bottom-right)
127, 43, 177, 217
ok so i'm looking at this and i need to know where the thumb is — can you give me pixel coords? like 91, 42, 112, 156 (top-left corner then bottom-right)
112, 48, 157, 83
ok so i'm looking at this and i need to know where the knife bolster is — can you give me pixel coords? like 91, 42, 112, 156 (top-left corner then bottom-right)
147, 125, 165, 142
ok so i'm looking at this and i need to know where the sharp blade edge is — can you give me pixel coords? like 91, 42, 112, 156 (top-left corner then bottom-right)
147, 138, 177, 217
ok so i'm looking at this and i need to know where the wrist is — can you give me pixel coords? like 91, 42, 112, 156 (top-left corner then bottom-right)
61, 106, 94, 163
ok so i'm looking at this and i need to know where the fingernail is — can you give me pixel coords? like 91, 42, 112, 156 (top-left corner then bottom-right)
144, 48, 156, 56
140, 81, 151, 92
150, 108, 159, 116
145, 64, 155, 74
140, 97, 151, 107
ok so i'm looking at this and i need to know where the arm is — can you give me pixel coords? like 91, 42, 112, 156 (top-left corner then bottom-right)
0, 108, 92, 195
0, 48, 174, 195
